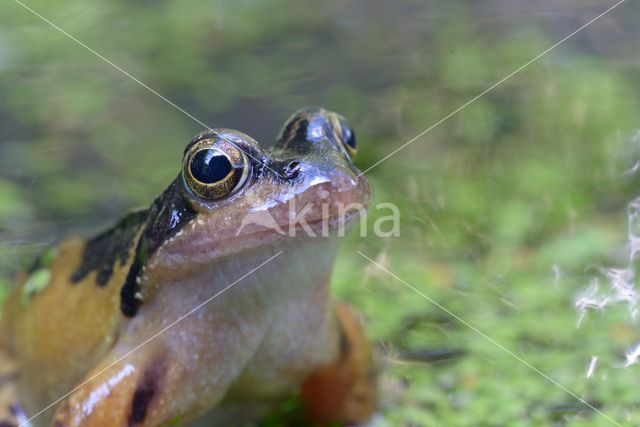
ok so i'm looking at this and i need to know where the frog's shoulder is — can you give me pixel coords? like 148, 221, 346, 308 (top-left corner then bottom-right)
70, 209, 149, 287
12, 177, 197, 320
3, 209, 148, 324
0, 229, 141, 402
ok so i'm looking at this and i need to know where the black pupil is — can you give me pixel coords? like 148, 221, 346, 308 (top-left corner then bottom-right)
342, 124, 356, 149
190, 149, 234, 184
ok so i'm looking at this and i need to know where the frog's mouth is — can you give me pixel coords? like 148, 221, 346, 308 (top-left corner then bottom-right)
241, 177, 371, 237
153, 171, 371, 269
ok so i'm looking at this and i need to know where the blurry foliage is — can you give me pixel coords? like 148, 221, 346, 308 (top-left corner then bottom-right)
2, 0, 640, 425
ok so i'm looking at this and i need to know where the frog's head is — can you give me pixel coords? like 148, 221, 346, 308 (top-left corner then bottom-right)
121, 107, 371, 316
176, 106, 371, 252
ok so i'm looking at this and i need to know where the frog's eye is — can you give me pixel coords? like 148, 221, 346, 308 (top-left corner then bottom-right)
182, 139, 250, 200
338, 118, 357, 157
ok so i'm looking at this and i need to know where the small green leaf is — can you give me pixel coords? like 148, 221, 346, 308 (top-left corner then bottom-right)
21, 269, 51, 306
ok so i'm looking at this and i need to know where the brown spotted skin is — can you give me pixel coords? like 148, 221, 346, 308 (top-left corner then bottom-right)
1, 238, 129, 425
0, 107, 375, 426
49, 342, 176, 427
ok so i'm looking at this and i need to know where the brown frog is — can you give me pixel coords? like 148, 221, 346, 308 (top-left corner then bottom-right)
0, 107, 376, 426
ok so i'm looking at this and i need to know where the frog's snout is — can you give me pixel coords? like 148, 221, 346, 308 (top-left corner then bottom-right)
271, 105, 372, 209
287, 152, 372, 212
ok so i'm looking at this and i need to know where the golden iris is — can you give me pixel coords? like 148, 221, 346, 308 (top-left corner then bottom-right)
182, 137, 250, 200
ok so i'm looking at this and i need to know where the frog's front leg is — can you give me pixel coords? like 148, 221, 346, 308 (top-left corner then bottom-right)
301, 302, 377, 425
51, 316, 262, 427
51, 341, 189, 427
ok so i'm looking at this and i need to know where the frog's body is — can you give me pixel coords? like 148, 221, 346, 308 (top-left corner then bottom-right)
0, 108, 375, 427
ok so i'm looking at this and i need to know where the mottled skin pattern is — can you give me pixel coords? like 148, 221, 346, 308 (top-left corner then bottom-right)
0, 107, 376, 427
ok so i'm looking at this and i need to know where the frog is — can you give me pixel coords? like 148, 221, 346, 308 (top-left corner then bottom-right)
0, 107, 376, 427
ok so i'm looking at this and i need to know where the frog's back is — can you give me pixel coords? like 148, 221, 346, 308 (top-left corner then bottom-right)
0, 212, 146, 422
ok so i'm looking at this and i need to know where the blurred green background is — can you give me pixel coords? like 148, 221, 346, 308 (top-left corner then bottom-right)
2, 0, 640, 425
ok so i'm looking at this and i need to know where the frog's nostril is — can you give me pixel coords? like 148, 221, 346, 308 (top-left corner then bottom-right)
283, 161, 301, 179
